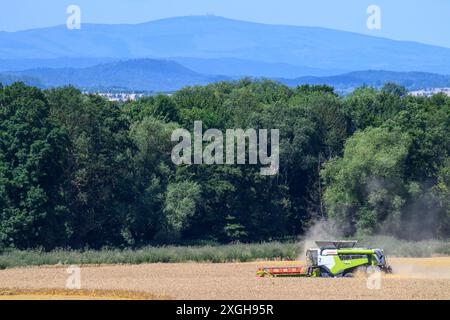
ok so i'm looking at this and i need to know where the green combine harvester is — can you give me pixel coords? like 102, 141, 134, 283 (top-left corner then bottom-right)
257, 240, 392, 278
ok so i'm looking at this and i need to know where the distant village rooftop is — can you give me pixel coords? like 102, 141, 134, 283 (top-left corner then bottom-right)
409, 87, 450, 97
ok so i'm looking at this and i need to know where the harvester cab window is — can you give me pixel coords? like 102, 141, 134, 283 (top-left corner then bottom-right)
307, 250, 318, 266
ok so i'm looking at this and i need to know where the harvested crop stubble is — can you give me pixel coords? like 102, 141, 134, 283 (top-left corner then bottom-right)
0, 288, 171, 300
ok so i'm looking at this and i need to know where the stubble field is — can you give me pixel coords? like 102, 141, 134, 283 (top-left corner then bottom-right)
0, 257, 449, 300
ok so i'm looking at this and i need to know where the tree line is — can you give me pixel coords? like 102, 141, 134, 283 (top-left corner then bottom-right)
0, 80, 448, 250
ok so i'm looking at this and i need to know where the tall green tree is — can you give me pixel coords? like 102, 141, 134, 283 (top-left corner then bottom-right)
322, 126, 412, 235
46, 87, 134, 248
0, 83, 68, 249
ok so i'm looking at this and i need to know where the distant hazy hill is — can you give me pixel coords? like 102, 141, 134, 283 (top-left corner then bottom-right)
1, 16, 450, 74
6, 59, 226, 92
3, 58, 450, 93
0, 57, 343, 78
280, 70, 450, 92
0, 58, 120, 72
173, 57, 344, 78
0, 74, 42, 87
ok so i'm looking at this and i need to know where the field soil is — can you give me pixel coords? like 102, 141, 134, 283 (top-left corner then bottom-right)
0, 257, 449, 300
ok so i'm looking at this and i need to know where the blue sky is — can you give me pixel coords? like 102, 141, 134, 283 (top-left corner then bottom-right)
1, 0, 449, 48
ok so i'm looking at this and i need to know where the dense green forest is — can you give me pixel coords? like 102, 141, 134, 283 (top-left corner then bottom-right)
0, 80, 448, 250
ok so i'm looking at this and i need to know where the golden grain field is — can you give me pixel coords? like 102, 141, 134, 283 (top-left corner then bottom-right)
0, 257, 449, 300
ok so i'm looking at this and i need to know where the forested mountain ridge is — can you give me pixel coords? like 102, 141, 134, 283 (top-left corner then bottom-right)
280, 70, 450, 92
2, 59, 450, 92
4, 59, 226, 92
1, 15, 450, 73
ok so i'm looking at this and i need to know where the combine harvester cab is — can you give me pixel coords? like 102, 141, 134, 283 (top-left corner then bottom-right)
257, 240, 392, 278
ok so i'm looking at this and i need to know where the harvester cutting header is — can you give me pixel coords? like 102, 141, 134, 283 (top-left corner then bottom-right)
257, 240, 392, 278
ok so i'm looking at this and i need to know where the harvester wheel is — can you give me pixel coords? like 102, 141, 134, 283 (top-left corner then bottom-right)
344, 273, 354, 278
356, 266, 367, 273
